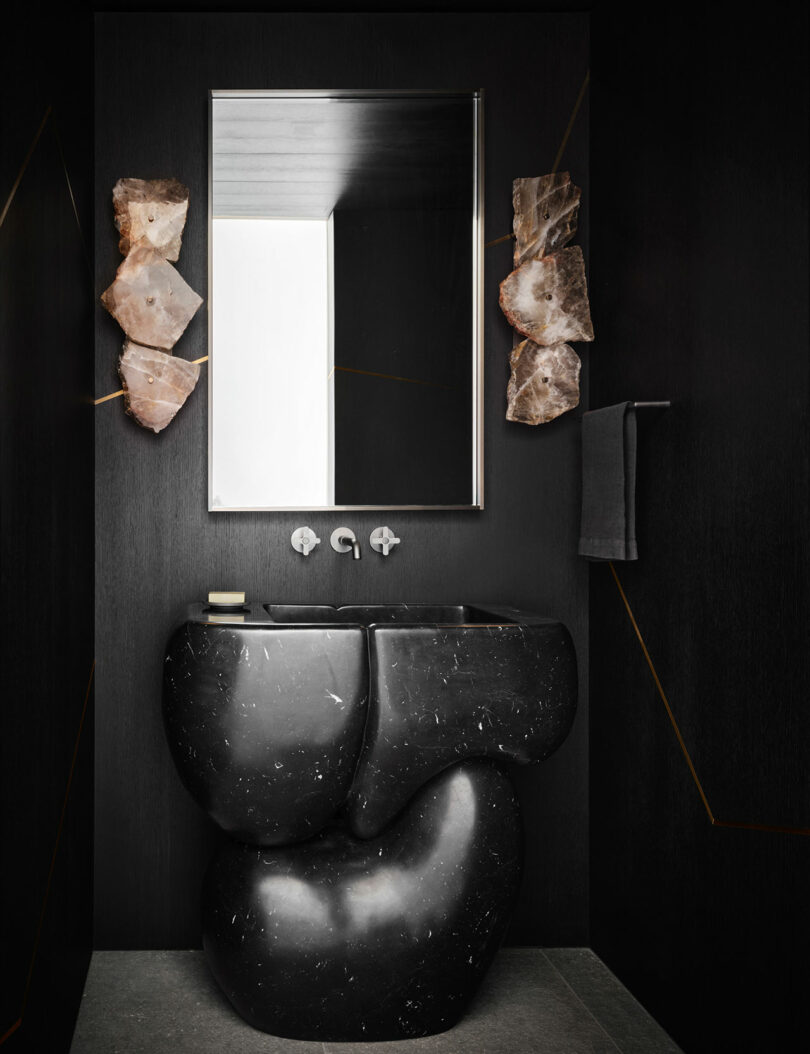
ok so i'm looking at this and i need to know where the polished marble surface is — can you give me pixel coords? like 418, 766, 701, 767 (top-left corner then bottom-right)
348, 620, 576, 838
70, 948, 683, 1053
161, 604, 578, 1040
163, 621, 368, 845
203, 761, 521, 1041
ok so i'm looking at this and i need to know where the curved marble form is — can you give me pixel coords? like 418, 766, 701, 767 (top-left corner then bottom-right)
163, 621, 368, 845
347, 621, 577, 839
162, 603, 577, 1042
202, 760, 522, 1042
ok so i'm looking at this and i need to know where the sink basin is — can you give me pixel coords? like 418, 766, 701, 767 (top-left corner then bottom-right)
164, 601, 576, 845
162, 602, 576, 1042
264, 603, 516, 625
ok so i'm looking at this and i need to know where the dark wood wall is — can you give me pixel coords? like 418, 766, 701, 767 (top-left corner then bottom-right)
0, 11, 94, 1052
94, 12, 591, 949
589, 9, 810, 1053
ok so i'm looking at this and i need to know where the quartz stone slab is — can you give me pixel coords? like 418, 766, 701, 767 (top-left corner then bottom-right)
118, 341, 200, 434
101, 247, 203, 350
347, 622, 577, 840
112, 177, 189, 261
499, 245, 594, 346
506, 340, 581, 425
513, 172, 581, 267
202, 760, 522, 1042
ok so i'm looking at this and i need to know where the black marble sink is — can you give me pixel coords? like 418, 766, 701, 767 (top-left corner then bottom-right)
162, 602, 577, 1042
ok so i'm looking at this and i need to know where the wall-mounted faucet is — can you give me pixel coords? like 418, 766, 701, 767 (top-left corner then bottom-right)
330, 527, 361, 560
370, 526, 401, 556
291, 526, 320, 556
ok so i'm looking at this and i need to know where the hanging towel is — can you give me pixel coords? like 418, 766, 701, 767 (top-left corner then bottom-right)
578, 402, 638, 561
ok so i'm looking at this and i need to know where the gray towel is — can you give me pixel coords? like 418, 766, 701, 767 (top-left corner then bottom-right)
578, 402, 638, 561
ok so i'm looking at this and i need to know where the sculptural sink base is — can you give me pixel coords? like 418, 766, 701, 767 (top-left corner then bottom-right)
202, 760, 523, 1042
164, 602, 576, 1042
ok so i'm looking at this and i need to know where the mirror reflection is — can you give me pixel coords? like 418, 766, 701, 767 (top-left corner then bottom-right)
209, 90, 482, 510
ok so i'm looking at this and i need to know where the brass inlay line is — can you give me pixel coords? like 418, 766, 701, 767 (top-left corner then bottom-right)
485, 66, 591, 250
608, 562, 714, 821
551, 68, 590, 176
330, 365, 454, 390
0, 660, 96, 1047
608, 562, 810, 837
0, 1020, 22, 1047
51, 113, 94, 292
96, 357, 446, 404
93, 356, 208, 404
485, 232, 515, 249
0, 106, 51, 233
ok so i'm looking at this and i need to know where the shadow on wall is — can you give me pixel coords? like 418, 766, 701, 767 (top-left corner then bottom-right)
0, 10, 95, 1053
589, 7, 810, 1053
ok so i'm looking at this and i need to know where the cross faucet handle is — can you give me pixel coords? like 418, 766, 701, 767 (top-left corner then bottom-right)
370, 526, 401, 557
291, 526, 321, 556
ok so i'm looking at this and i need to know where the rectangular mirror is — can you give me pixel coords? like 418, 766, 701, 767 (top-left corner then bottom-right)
209, 90, 483, 511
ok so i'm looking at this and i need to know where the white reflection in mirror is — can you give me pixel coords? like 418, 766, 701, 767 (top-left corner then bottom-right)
211, 217, 333, 508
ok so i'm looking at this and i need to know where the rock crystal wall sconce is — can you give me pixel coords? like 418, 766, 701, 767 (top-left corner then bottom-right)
499, 172, 594, 425
100, 178, 203, 433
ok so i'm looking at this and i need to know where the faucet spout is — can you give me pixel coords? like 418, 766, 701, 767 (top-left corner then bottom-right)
330, 527, 361, 560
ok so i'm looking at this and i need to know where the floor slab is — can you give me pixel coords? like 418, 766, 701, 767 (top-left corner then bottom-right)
69, 951, 322, 1054
70, 948, 682, 1054
544, 949, 683, 1054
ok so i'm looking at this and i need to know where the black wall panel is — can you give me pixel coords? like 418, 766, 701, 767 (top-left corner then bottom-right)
93, 13, 590, 949
589, 9, 810, 1052
0, 11, 94, 1052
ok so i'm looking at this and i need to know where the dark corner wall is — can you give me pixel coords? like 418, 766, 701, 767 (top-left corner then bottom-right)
0, 8, 95, 1054
590, 9, 809, 1054
93, 12, 590, 952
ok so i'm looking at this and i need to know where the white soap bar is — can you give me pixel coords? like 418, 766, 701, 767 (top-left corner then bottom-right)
208, 591, 246, 605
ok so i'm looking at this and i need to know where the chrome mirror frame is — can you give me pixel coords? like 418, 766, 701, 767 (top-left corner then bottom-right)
207, 89, 484, 512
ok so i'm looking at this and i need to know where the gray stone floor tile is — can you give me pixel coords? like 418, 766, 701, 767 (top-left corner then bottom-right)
69, 950, 324, 1054
543, 948, 683, 1054
70, 948, 666, 1054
